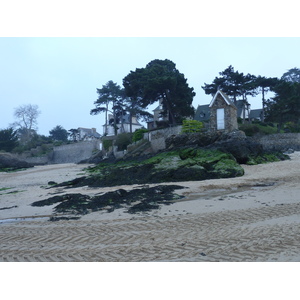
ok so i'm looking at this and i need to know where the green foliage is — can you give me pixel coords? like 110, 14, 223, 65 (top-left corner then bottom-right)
132, 128, 148, 142
283, 121, 300, 133
265, 80, 300, 125
0, 128, 19, 152
91, 81, 126, 136
239, 123, 279, 136
49, 125, 69, 142
102, 139, 113, 151
181, 120, 204, 133
281, 67, 300, 83
202, 65, 258, 104
12, 133, 52, 154
123, 59, 195, 125
115, 133, 132, 151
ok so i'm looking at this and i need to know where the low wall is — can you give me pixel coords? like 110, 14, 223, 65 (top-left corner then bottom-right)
253, 133, 300, 152
49, 140, 101, 164
146, 129, 300, 153
17, 140, 101, 165
144, 126, 182, 152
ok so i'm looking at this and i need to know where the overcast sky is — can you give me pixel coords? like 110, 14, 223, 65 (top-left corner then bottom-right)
1, 1, 299, 136
1, 37, 299, 136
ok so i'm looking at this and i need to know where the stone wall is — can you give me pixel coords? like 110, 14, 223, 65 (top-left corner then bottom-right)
49, 140, 101, 164
253, 133, 300, 152
144, 126, 182, 152
17, 140, 101, 165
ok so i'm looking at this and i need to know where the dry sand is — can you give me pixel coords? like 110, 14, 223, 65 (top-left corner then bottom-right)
1, 152, 300, 262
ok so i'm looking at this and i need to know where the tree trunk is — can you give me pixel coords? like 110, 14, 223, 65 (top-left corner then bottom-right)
261, 88, 265, 122
164, 90, 176, 125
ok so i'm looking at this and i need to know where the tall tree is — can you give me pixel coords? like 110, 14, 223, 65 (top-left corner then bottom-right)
265, 80, 300, 129
91, 81, 124, 136
12, 104, 41, 144
202, 65, 246, 104
68, 129, 79, 142
281, 67, 300, 83
123, 70, 153, 133
49, 125, 69, 142
239, 73, 259, 123
254, 76, 279, 121
124, 59, 195, 125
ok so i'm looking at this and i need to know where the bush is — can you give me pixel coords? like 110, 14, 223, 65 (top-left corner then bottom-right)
115, 133, 132, 151
132, 129, 148, 142
181, 120, 204, 133
283, 121, 300, 133
239, 123, 279, 136
102, 139, 113, 151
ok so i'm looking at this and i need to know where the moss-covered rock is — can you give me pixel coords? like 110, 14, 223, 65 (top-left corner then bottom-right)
246, 152, 290, 165
53, 148, 244, 188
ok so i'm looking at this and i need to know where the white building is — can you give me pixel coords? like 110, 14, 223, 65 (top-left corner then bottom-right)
103, 114, 143, 136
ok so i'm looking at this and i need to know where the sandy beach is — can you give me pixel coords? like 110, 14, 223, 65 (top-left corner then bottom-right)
1, 152, 300, 262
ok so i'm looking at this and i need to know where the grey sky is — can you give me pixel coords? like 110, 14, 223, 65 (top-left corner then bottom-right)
1, 37, 299, 136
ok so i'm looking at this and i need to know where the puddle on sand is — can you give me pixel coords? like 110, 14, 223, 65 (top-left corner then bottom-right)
0, 216, 49, 224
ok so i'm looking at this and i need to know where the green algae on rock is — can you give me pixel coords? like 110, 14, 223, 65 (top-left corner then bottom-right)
52, 148, 244, 189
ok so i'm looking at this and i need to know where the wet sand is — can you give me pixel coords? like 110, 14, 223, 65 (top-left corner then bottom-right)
1, 152, 300, 261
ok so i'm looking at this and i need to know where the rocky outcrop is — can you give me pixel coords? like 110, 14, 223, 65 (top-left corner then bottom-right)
207, 131, 263, 164
0, 153, 34, 170
52, 148, 245, 188
166, 130, 264, 164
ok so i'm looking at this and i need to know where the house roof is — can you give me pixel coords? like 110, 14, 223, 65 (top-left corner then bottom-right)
78, 127, 101, 138
194, 104, 210, 121
209, 90, 236, 108
249, 109, 263, 119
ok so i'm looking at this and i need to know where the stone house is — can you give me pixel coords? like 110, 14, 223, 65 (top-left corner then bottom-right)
208, 90, 238, 132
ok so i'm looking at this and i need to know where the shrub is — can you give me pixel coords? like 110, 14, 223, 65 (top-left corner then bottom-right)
181, 120, 204, 133
102, 139, 113, 151
132, 129, 148, 142
115, 133, 132, 151
239, 123, 279, 136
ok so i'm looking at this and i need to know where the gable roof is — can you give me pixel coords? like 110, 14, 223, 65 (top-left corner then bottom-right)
194, 104, 210, 121
249, 108, 263, 120
209, 90, 236, 108
78, 127, 101, 138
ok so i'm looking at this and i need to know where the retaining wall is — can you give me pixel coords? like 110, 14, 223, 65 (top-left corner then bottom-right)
144, 126, 182, 152
253, 133, 300, 152
17, 140, 101, 165
49, 140, 101, 164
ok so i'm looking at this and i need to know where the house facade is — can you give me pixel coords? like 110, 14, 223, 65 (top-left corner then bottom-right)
103, 114, 143, 136
209, 90, 238, 132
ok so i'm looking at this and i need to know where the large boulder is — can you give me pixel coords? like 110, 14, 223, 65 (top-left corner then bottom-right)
0, 153, 34, 170
166, 130, 264, 164
165, 131, 221, 149
207, 131, 263, 164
